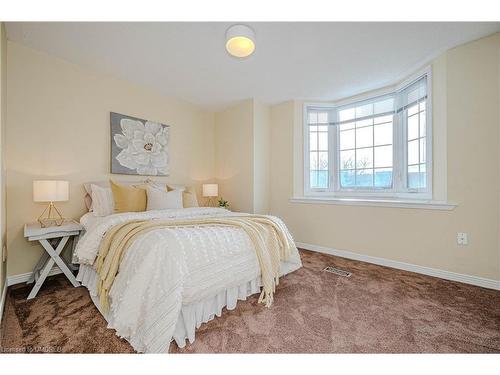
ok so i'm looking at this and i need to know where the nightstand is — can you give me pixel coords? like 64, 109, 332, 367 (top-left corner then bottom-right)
23, 220, 83, 299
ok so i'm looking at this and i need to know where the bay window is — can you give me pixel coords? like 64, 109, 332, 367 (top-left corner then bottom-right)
304, 70, 431, 199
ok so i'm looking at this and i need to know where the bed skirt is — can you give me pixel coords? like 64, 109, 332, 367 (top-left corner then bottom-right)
76, 265, 265, 351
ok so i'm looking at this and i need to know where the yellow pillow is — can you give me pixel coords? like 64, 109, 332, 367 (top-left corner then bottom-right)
110, 180, 147, 213
167, 185, 199, 208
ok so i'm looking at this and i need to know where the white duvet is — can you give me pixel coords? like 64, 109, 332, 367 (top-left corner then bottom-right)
74, 207, 302, 353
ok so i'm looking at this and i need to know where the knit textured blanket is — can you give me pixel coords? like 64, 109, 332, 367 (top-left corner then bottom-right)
95, 215, 296, 312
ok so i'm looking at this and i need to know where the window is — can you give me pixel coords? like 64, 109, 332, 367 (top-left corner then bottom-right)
304, 71, 431, 199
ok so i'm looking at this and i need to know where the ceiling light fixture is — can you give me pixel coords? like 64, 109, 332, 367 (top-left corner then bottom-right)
225, 24, 255, 58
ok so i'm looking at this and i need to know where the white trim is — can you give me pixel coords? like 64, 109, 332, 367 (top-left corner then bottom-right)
0, 282, 7, 325
303, 66, 434, 199
7, 267, 63, 287
297, 242, 500, 291
290, 196, 456, 210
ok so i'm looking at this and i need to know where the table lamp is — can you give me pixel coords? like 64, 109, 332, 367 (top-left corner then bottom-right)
33, 180, 69, 227
202, 183, 218, 207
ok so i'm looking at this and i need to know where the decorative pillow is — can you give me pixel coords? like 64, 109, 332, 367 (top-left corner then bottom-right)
167, 185, 199, 208
146, 185, 184, 210
84, 180, 147, 212
90, 184, 114, 217
110, 180, 147, 213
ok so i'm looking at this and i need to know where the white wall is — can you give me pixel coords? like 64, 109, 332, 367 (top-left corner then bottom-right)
5, 42, 216, 276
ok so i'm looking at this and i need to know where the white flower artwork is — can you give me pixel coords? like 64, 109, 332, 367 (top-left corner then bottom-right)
110, 112, 169, 176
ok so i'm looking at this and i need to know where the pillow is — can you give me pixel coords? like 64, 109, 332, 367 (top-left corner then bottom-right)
167, 185, 199, 208
146, 185, 184, 210
110, 180, 147, 213
91, 184, 114, 217
84, 180, 147, 212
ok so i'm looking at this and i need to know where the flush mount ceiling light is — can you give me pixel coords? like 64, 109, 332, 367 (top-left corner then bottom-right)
225, 24, 255, 58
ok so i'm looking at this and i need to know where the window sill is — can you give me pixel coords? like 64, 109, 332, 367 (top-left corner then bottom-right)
289, 196, 456, 210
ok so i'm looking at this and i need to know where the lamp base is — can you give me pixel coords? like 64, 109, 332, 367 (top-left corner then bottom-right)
205, 197, 217, 207
38, 202, 65, 228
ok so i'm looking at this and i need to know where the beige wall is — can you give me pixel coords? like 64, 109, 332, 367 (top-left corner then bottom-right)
6, 42, 216, 276
0, 23, 7, 303
214, 98, 271, 214
2, 32, 499, 284
214, 99, 254, 212
270, 33, 500, 281
253, 100, 270, 214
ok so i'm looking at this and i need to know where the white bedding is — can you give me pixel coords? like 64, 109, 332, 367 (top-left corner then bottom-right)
74, 208, 302, 353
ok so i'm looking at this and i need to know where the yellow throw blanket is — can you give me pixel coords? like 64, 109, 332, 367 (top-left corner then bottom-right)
95, 215, 296, 312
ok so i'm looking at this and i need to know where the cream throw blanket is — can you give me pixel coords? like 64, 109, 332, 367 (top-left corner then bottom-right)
95, 215, 296, 312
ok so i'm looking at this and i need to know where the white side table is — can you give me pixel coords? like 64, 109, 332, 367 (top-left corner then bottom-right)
24, 220, 84, 299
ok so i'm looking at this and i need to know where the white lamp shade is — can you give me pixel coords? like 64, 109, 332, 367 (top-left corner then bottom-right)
202, 184, 218, 197
33, 180, 69, 202
225, 24, 255, 58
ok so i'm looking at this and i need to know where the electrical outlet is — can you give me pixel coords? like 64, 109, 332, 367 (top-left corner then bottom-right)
457, 232, 468, 245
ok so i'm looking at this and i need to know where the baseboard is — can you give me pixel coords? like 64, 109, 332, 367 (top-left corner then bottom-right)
7, 268, 63, 287
0, 281, 7, 326
297, 242, 500, 291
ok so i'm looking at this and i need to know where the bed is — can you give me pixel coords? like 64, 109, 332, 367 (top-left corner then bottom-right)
74, 206, 302, 353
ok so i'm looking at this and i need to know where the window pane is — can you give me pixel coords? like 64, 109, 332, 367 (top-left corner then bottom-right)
420, 167, 427, 188
408, 114, 419, 140
356, 118, 373, 128
355, 169, 373, 187
374, 145, 392, 168
419, 111, 426, 137
374, 98, 394, 114
309, 152, 318, 170
339, 121, 355, 131
339, 108, 355, 122
317, 171, 328, 188
408, 164, 425, 189
309, 132, 318, 151
356, 103, 373, 118
407, 165, 420, 189
408, 104, 419, 116
356, 147, 373, 169
318, 152, 328, 170
317, 125, 328, 132
374, 168, 393, 188
340, 170, 355, 188
310, 170, 328, 189
308, 112, 318, 124
408, 139, 419, 165
339, 129, 355, 150
310, 170, 318, 188
419, 138, 426, 163
317, 112, 328, 124
356, 126, 373, 148
374, 122, 392, 146
340, 150, 355, 170
419, 101, 426, 112
318, 132, 328, 151
374, 114, 393, 124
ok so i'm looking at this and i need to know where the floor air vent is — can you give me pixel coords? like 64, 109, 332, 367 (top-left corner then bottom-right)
323, 266, 352, 277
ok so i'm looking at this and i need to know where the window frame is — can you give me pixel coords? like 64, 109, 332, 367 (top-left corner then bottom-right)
303, 66, 433, 200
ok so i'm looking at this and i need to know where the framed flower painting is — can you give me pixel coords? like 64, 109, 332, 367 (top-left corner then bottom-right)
110, 112, 169, 176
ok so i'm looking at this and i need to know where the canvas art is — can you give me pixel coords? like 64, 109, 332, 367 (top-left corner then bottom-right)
110, 112, 169, 176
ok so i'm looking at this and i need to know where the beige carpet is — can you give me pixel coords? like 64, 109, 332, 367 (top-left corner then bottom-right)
1, 249, 499, 353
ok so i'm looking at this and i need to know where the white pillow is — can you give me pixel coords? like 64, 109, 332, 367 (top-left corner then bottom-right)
91, 184, 114, 216
146, 185, 183, 211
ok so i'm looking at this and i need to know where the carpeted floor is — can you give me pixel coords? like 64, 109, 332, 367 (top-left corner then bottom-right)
1, 249, 499, 353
